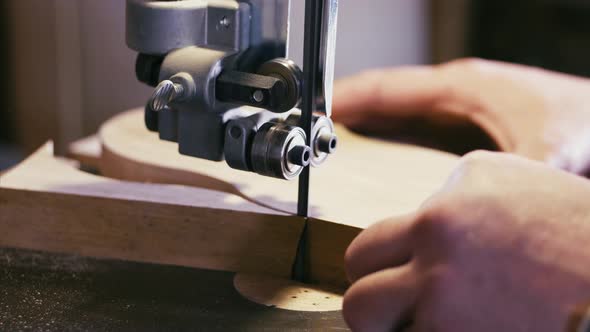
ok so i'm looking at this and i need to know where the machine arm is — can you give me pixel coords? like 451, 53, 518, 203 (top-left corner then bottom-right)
126, 0, 338, 186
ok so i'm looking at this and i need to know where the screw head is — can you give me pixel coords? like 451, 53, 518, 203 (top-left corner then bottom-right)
252, 90, 265, 103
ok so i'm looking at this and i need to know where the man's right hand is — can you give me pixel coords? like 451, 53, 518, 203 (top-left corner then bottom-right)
343, 151, 590, 332
333, 58, 590, 175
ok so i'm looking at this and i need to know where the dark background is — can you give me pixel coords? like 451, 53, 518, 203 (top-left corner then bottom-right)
0, 1, 19, 170
0, 1, 14, 144
469, 0, 590, 77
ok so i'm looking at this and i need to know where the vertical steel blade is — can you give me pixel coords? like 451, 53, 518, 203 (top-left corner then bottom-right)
318, 0, 338, 117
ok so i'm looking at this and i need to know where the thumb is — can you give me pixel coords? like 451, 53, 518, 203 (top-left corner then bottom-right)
332, 66, 450, 129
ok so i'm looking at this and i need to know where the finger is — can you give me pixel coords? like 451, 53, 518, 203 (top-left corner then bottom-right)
332, 66, 449, 127
345, 214, 416, 283
343, 264, 417, 332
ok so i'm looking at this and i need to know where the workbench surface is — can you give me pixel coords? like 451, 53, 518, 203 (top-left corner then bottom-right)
0, 248, 347, 331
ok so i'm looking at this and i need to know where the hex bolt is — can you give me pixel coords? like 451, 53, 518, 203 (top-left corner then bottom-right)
149, 80, 185, 112
288, 145, 312, 167
317, 133, 338, 154
252, 90, 265, 103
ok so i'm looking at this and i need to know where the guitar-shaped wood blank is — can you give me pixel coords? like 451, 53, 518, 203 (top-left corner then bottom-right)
1, 108, 458, 309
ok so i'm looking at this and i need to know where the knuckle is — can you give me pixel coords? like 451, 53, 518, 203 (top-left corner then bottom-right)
448, 150, 497, 185
433, 58, 494, 110
419, 200, 453, 228
451, 150, 504, 194
442, 57, 488, 71
413, 197, 458, 240
461, 150, 495, 168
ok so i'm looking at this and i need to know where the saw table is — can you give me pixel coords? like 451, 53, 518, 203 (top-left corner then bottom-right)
0, 248, 346, 331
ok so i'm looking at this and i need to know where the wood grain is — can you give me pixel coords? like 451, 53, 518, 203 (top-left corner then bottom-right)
305, 219, 362, 287
93, 109, 460, 287
0, 144, 304, 278
2, 109, 460, 288
233, 273, 344, 311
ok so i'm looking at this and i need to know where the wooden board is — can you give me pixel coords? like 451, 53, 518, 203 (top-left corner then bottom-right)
68, 134, 101, 169
97, 109, 459, 286
1, 109, 459, 288
0, 143, 304, 279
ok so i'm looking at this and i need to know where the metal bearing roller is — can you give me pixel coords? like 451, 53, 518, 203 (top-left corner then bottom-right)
285, 113, 338, 167
310, 115, 337, 167
257, 58, 303, 113
250, 122, 311, 180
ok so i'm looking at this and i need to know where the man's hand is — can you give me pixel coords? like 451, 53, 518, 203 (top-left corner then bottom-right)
343, 151, 590, 332
333, 59, 590, 175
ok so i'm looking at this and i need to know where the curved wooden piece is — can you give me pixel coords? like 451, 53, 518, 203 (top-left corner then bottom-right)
2, 110, 460, 288
99, 109, 460, 229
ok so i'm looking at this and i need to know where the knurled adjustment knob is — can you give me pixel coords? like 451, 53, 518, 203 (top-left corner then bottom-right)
149, 80, 185, 112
